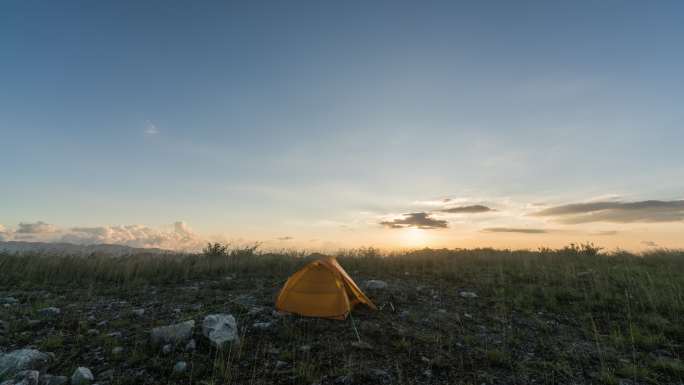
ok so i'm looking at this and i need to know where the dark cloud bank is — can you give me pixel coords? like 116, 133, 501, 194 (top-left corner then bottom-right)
380, 212, 448, 229
534, 200, 684, 224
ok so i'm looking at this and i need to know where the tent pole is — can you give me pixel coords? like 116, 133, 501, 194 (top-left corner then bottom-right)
349, 312, 362, 343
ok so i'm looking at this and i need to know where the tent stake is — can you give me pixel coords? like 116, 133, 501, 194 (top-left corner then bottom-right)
349, 312, 362, 343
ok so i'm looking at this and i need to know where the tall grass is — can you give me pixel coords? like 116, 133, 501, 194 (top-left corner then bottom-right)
2, 244, 682, 384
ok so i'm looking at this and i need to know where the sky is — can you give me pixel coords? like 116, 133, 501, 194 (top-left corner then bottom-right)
1, 1, 683, 252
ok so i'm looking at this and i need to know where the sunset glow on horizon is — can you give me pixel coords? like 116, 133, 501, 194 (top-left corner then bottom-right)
2, 1, 683, 252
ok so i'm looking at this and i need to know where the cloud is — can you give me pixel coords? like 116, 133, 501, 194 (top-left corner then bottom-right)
641, 241, 659, 247
589, 230, 619, 236
441, 205, 494, 214
16, 221, 59, 234
0, 225, 12, 241
533, 200, 684, 224
482, 227, 548, 234
144, 121, 159, 135
380, 212, 448, 229
61, 221, 204, 251
276, 236, 294, 241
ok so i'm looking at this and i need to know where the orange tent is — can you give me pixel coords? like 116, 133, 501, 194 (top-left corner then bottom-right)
275, 256, 377, 319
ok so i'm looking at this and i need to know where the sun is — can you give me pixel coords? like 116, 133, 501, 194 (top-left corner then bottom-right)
401, 227, 428, 247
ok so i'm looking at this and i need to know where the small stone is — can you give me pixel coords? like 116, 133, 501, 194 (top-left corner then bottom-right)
150, 320, 195, 346
39, 375, 68, 385
96, 321, 107, 328
70, 367, 94, 385
459, 291, 478, 299
86, 329, 98, 336
184, 339, 196, 352
37, 308, 61, 318
111, 347, 124, 355
368, 368, 391, 383
1, 297, 18, 305
275, 361, 287, 370
351, 341, 373, 350
106, 332, 122, 339
173, 361, 187, 374
252, 322, 272, 331
162, 345, 173, 355
247, 307, 264, 316
95, 370, 113, 381
14, 370, 40, 385
266, 348, 279, 355
364, 280, 387, 290
299, 345, 311, 352
233, 294, 256, 307
131, 309, 145, 317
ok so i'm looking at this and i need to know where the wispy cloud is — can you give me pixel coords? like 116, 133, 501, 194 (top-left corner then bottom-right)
441, 205, 494, 214
482, 227, 548, 234
380, 212, 448, 229
533, 200, 684, 224
144, 120, 159, 135
589, 230, 619, 236
641, 240, 659, 247
276, 236, 294, 241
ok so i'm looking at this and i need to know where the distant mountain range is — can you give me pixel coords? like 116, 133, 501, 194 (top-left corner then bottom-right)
0, 241, 178, 256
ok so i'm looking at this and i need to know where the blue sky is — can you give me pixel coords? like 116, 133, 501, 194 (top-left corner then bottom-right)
1, 1, 683, 250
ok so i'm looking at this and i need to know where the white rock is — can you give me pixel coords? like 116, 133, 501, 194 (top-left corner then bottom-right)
70, 367, 93, 385
202, 314, 239, 348
131, 309, 145, 317
0, 349, 50, 380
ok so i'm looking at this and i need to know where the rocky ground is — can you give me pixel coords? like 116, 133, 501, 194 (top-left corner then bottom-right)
1, 255, 683, 385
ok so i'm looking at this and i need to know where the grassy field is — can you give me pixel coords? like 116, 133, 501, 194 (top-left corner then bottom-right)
1, 244, 683, 385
